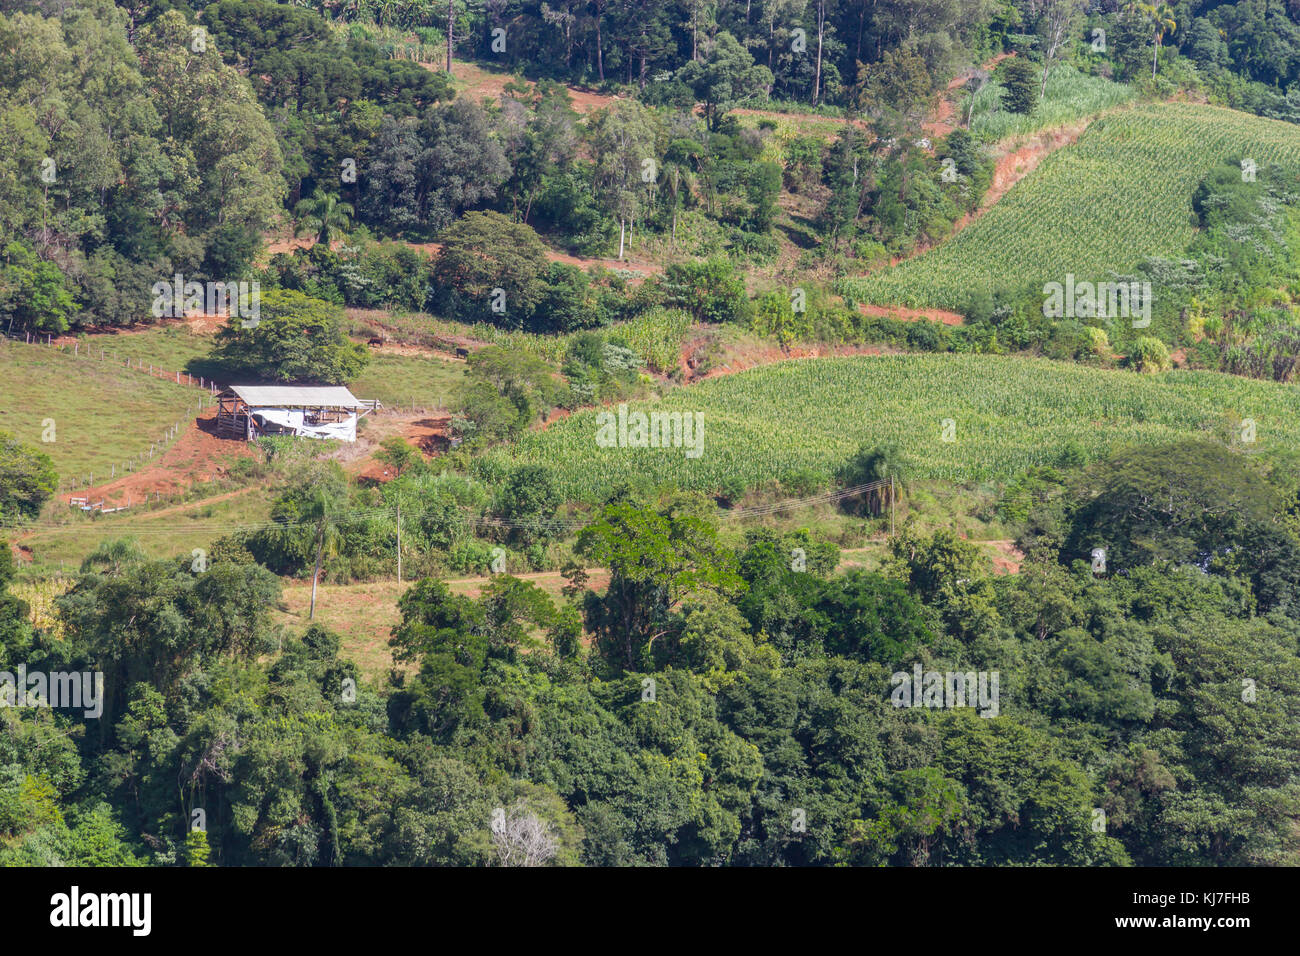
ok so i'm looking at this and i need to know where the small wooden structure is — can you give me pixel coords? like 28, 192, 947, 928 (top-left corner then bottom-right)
216, 385, 380, 442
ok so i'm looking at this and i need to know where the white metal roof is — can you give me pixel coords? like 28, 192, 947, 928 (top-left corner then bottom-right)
226, 385, 362, 408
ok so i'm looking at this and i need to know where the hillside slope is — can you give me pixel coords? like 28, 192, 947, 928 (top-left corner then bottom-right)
846, 102, 1300, 309
0, 341, 201, 486
494, 353, 1291, 501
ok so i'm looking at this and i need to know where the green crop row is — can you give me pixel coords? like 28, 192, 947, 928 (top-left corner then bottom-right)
489, 353, 1297, 502
845, 102, 1300, 310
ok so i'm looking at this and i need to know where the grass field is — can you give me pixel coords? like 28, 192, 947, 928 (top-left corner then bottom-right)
969, 64, 1137, 142
51, 324, 468, 411
12, 486, 273, 568
845, 102, 1300, 309
0, 340, 202, 484
349, 352, 466, 409
80, 325, 224, 381
275, 571, 596, 680
491, 353, 1295, 501
273, 533, 1027, 680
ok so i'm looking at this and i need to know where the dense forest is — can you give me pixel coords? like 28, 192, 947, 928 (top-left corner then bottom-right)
3, 439, 1299, 865
5, 0, 1300, 369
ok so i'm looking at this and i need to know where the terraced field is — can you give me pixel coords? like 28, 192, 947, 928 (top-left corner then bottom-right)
845, 102, 1300, 309
492, 353, 1292, 501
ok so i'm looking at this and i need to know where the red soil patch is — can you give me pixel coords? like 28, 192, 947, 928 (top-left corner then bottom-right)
697, 342, 885, 381
357, 415, 452, 484
983, 121, 1086, 207
536, 407, 572, 431
264, 235, 320, 256
562, 87, 623, 114
924, 52, 1015, 140
373, 341, 467, 361
545, 248, 659, 277
429, 61, 621, 115
855, 116, 1091, 321
858, 302, 965, 326
178, 312, 228, 335
987, 539, 1024, 575
404, 415, 452, 456
880, 119, 1087, 271
62, 408, 256, 509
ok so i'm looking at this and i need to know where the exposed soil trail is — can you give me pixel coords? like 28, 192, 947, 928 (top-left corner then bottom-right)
59, 407, 255, 508
924, 52, 1014, 139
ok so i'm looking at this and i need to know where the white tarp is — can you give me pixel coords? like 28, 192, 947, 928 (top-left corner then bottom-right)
253, 408, 357, 441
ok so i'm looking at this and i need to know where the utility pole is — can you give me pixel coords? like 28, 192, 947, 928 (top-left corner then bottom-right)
310, 514, 327, 620
890, 476, 895, 538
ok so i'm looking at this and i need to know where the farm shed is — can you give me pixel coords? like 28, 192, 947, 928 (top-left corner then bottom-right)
216, 385, 380, 442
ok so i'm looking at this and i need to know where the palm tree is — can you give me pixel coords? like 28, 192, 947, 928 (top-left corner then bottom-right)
1137, 3, 1177, 79
302, 489, 344, 621
663, 139, 701, 249
80, 537, 146, 574
838, 441, 909, 519
293, 188, 354, 245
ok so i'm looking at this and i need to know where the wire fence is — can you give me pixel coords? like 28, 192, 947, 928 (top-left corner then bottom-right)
5, 332, 433, 504
5, 330, 224, 499
1, 480, 898, 540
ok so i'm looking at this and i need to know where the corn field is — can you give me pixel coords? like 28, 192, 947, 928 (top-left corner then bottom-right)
424, 309, 692, 372
968, 65, 1137, 143
846, 103, 1300, 310
11, 577, 74, 640
492, 353, 1300, 502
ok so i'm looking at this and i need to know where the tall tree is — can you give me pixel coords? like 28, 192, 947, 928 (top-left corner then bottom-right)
1029, 0, 1084, 98
571, 503, 744, 673
586, 100, 660, 258
678, 31, 774, 131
